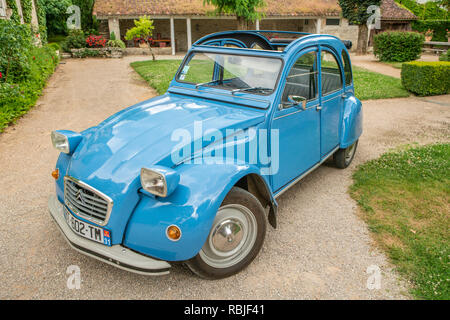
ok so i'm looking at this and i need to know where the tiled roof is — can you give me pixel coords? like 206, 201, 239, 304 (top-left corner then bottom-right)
93, 0, 417, 20
381, 0, 417, 20
93, 0, 341, 17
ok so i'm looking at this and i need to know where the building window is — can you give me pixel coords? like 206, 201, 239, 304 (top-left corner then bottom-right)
326, 19, 340, 26
0, 0, 7, 18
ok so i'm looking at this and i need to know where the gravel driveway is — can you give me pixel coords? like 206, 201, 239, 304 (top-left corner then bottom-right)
0, 57, 449, 299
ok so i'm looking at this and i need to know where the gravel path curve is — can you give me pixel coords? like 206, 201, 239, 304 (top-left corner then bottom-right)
0, 56, 449, 299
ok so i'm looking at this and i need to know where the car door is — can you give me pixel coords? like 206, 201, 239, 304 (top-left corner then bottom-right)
271, 48, 321, 192
319, 48, 345, 157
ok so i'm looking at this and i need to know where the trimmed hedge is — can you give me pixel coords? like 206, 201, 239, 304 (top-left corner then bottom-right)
401, 61, 450, 96
374, 31, 425, 62
439, 51, 449, 62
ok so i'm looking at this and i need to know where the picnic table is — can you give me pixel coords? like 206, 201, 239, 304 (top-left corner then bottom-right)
423, 41, 450, 55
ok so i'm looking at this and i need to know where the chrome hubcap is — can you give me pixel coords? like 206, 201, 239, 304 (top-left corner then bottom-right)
200, 204, 257, 269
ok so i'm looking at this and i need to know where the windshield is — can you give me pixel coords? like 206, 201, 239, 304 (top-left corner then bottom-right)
176, 52, 283, 95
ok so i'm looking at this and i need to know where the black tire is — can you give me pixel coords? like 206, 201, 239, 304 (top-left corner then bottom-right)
185, 187, 266, 279
334, 140, 358, 169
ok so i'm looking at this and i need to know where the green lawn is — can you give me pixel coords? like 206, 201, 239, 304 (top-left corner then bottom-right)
131, 59, 410, 100
351, 143, 450, 299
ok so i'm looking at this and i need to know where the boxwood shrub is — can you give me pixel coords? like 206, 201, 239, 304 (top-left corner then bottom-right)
401, 61, 450, 96
374, 32, 425, 62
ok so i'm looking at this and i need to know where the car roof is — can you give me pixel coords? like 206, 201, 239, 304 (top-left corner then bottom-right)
192, 30, 352, 56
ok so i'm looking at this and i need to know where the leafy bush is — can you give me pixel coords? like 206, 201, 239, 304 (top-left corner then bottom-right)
439, 50, 449, 62
374, 31, 424, 62
0, 45, 59, 131
110, 31, 117, 41
61, 29, 86, 52
401, 61, 450, 96
0, 20, 33, 82
107, 39, 126, 49
48, 42, 61, 50
413, 20, 450, 42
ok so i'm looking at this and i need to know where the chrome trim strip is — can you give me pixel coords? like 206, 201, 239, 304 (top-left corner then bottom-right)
274, 105, 319, 120
64, 176, 113, 227
322, 92, 343, 103
274, 146, 340, 199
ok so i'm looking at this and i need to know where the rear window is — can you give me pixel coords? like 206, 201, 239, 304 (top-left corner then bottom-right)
342, 50, 353, 86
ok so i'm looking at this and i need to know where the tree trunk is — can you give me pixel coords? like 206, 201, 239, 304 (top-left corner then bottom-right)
237, 16, 249, 30
147, 41, 156, 61
356, 23, 369, 55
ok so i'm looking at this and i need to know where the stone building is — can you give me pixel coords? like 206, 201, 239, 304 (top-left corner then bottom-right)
93, 0, 417, 54
0, 0, 39, 25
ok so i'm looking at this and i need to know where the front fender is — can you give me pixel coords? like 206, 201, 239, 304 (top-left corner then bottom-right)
340, 95, 363, 149
123, 163, 270, 262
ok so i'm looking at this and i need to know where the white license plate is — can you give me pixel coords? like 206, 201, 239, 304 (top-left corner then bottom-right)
64, 208, 111, 246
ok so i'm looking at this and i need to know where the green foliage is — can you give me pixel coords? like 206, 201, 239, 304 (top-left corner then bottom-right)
107, 39, 126, 49
36, 0, 48, 43
61, 29, 85, 52
439, 50, 449, 62
204, 0, 266, 22
351, 143, 450, 299
21, 0, 33, 24
48, 42, 61, 51
0, 45, 59, 131
396, 0, 448, 20
71, 48, 101, 58
0, 20, 33, 82
41, 0, 72, 36
412, 20, 450, 42
374, 32, 424, 62
71, 0, 97, 31
401, 61, 450, 96
5, 0, 21, 24
338, 0, 382, 25
110, 31, 116, 41
125, 16, 155, 41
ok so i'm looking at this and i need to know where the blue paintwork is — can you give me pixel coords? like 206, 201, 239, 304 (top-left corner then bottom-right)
53, 31, 362, 262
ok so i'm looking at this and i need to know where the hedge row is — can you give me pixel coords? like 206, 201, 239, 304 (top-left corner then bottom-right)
401, 61, 450, 96
374, 31, 424, 62
412, 20, 450, 42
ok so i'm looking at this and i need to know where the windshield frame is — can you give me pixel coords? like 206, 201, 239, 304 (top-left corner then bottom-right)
174, 49, 284, 97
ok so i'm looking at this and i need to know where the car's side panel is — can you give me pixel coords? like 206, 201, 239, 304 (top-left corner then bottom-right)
340, 95, 363, 149
123, 163, 272, 261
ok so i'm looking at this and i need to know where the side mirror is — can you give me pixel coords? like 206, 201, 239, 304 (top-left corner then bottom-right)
287, 95, 307, 110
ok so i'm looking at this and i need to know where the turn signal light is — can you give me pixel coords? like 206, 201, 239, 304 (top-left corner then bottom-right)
167, 225, 181, 241
52, 169, 60, 180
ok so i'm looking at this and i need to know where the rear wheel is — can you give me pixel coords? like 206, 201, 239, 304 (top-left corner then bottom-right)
186, 187, 266, 279
334, 140, 358, 169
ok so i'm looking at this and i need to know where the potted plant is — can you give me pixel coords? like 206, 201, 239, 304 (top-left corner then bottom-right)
425, 29, 433, 42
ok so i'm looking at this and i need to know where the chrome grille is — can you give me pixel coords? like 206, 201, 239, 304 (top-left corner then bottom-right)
64, 177, 113, 225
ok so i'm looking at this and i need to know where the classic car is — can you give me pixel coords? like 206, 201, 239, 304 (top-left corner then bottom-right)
49, 31, 362, 279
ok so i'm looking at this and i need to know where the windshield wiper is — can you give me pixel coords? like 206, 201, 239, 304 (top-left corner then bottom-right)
231, 87, 272, 95
195, 81, 219, 89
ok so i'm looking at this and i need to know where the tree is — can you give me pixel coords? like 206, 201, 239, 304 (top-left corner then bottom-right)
41, 0, 72, 35
125, 16, 156, 61
339, 0, 381, 55
204, 0, 266, 30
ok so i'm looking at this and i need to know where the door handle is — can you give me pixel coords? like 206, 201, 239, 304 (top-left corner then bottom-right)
316, 105, 322, 111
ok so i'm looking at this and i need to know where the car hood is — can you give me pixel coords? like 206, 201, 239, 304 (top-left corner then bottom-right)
65, 93, 266, 241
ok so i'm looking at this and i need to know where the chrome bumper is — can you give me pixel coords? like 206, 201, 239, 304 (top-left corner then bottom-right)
48, 195, 171, 276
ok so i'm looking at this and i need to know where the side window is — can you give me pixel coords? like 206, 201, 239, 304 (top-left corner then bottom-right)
321, 51, 343, 96
342, 50, 353, 86
282, 51, 318, 104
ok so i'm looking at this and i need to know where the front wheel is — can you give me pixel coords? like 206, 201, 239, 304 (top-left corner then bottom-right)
185, 187, 266, 279
334, 140, 358, 169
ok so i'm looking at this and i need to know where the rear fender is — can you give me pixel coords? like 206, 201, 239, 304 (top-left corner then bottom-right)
340, 95, 363, 149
